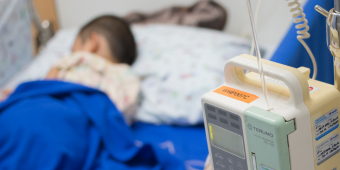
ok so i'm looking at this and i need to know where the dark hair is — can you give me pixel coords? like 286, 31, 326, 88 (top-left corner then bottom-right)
78, 15, 137, 65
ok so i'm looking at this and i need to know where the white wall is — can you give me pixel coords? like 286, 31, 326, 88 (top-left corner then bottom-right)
55, 0, 307, 46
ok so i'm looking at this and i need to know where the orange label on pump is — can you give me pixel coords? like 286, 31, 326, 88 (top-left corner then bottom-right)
213, 86, 259, 103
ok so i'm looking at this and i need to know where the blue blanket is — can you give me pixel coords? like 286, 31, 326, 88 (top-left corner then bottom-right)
132, 123, 208, 170
0, 81, 185, 170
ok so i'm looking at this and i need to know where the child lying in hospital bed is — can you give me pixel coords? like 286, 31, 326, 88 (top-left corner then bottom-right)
4, 15, 140, 124
0, 15, 190, 170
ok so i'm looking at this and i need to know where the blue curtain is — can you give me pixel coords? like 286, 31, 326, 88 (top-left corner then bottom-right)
271, 0, 334, 84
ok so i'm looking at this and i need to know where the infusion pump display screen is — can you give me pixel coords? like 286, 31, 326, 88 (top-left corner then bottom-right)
204, 104, 248, 170
209, 123, 245, 158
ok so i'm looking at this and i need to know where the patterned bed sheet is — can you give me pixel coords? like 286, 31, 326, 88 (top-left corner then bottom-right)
131, 25, 273, 125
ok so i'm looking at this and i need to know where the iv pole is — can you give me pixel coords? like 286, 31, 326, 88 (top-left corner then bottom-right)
27, 0, 54, 51
315, 0, 340, 92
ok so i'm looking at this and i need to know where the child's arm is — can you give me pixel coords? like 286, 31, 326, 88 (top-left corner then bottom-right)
1, 68, 59, 101
46, 67, 60, 79
1, 89, 13, 101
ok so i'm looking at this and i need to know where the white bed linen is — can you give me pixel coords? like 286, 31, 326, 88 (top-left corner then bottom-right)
132, 25, 254, 125
3, 24, 274, 125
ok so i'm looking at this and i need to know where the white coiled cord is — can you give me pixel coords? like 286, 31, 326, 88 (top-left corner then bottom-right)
251, 0, 318, 80
287, 0, 317, 79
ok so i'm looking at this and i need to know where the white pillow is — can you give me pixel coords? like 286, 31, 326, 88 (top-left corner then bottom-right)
131, 24, 253, 125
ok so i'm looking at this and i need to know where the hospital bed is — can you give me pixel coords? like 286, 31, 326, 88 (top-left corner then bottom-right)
0, 0, 328, 169
2, 24, 266, 169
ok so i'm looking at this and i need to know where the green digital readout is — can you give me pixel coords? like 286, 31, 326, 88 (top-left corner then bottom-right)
209, 123, 245, 158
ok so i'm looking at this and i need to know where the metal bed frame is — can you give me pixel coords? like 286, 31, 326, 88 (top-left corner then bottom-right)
28, 0, 54, 50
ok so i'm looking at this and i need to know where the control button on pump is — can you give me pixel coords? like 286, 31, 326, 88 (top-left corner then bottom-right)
207, 105, 215, 112
230, 114, 239, 121
220, 118, 228, 125
218, 109, 227, 116
208, 113, 217, 120
237, 162, 243, 170
228, 158, 233, 165
216, 161, 225, 168
231, 122, 240, 129
214, 153, 224, 159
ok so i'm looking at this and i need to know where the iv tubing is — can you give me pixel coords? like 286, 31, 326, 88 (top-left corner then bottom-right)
250, 0, 262, 56
287, 0, 317, 79
246, 0, 272, 110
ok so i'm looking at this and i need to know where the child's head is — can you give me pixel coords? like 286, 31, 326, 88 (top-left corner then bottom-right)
72, 15, 136, 65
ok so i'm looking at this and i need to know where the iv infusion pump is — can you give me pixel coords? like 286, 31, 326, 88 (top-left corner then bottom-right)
202, 55, 340, 170
202, 0, 340, 169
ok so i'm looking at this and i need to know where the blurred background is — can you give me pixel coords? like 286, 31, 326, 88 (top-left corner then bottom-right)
0, 1, 334, 169
49, 0, 307, 48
